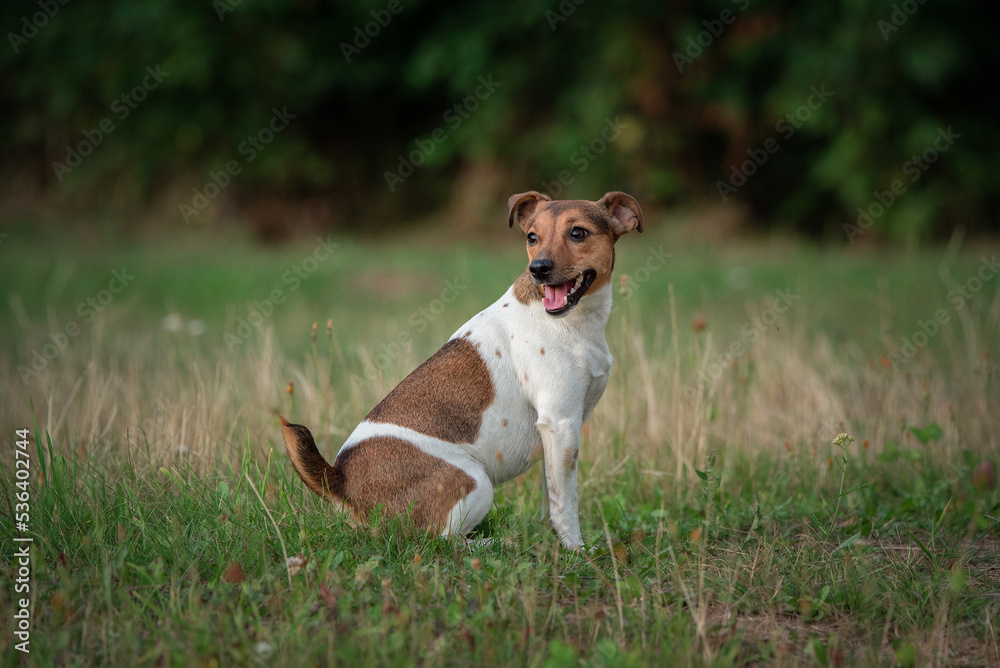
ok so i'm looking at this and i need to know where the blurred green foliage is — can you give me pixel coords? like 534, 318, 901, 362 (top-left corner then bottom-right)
1, 0, 997, 239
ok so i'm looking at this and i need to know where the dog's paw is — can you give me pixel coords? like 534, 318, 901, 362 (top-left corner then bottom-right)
558, 538, 595, 553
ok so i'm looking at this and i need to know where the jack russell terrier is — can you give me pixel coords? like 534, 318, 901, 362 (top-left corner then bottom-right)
280, 191, 643, 549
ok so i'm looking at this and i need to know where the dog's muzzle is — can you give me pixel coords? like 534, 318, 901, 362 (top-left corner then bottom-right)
539, 270, 596, 316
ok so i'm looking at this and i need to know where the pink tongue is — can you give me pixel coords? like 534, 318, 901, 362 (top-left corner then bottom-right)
543, 281, 573, 311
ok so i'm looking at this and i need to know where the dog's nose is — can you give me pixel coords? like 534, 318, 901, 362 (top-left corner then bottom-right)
529, 259, 554, 280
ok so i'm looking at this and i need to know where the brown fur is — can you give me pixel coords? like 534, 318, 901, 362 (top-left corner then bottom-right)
507, 191, 643, 296
365, 338, 494, 444
280, 415, 344, 499
524, 204, 617, 292
280, 418, 476, 531
512, 269, 542, 305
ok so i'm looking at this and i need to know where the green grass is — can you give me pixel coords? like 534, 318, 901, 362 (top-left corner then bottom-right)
1, 221, 998, 666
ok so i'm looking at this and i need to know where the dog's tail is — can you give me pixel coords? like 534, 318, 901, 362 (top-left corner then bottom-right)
279, 415, 344, 501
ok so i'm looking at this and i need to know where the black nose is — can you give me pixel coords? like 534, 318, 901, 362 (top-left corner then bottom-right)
529, 259, 554, 280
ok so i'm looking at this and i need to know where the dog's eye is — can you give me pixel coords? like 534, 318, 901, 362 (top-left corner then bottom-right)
526, 233, 538, 245
570, 227, 589, 241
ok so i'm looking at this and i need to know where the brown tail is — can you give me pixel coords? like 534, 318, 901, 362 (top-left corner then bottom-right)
279, 415, 344, 500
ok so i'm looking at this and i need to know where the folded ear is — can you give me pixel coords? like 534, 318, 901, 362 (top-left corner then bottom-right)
507, 191, 552, 230
598, 191, 644, 235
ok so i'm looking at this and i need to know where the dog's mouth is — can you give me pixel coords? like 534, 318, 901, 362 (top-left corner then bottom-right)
541, 270, 596, 316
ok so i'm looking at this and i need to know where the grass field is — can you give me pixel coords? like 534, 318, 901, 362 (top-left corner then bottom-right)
1, 218, 998, 666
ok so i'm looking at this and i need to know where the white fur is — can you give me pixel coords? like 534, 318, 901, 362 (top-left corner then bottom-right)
336, 281, 614, 549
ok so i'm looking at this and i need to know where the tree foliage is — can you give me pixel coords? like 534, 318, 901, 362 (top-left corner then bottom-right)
1, 0, 996, 239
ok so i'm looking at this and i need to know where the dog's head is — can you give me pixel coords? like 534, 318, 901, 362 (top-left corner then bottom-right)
508, 191, 643, 316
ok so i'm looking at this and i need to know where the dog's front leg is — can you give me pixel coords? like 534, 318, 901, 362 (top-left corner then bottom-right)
536, 416, 584, 550
540, 470, 549, 522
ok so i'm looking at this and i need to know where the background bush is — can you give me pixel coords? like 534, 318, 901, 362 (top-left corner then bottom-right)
2, 0, 997, 240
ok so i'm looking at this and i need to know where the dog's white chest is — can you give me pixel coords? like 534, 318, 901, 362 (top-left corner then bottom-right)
452, 284, 613, 484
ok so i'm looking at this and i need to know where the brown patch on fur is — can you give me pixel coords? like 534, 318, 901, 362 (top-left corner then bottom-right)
540, 348, 545, 355
502, 418, 508, 427
564, 447, 580, 471
337, 436, 476, 531
280, 416, 476, 533
511, 193, 644, 297
513, 269, 542, 305
519, 201, 616, 293
530, 200, 614, 235
495, 451, 503, 462
507, 191, 551, 228
584, 233, 618, 292
495, 348, 502, 358
365, 338, 495, 444
598, 191, 644, 235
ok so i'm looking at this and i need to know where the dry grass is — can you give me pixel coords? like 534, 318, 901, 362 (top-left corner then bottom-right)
0, 230, 997, 665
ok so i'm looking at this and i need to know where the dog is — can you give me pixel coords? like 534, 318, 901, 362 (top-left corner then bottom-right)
280, 191, 643, 549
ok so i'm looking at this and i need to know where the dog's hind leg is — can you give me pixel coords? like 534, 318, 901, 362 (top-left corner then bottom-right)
441, 461, 494, 539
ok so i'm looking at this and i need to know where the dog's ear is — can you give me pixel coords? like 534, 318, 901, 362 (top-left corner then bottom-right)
598, 191, 644, 235
507, 191, 551, 230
